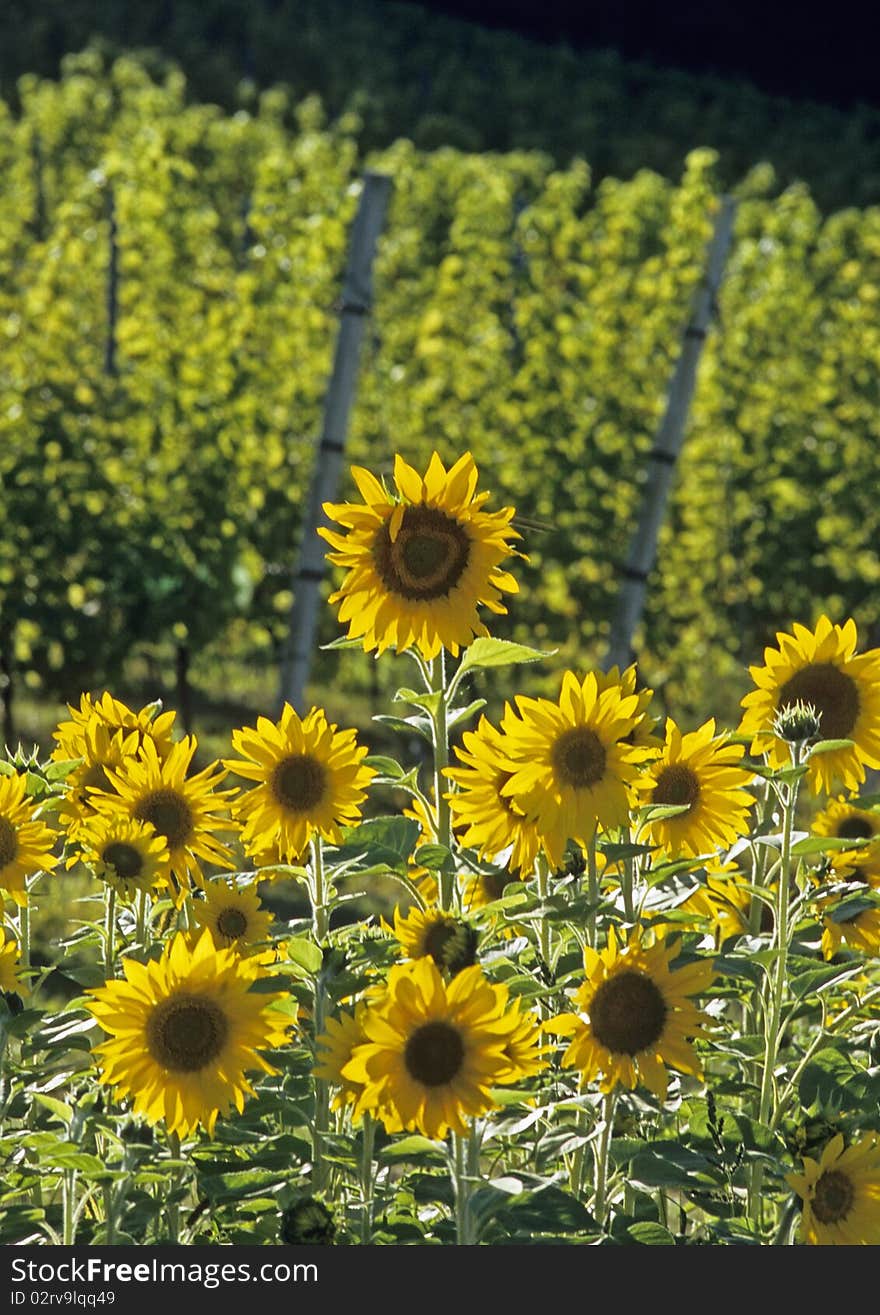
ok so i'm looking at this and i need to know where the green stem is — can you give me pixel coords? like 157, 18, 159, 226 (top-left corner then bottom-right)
536, 852, 552, 971
135, 889, 149, 955
593, 1089, 616, 1229
104, 887, 116, 976
431, 652, 454, 911
62, 1169, 77, 1246
310, 834, 330, 943
620, 827, 635, 924
452, 1124, 480, 1245
358, 1112, 376, 1244
17, 897, 30, 971
586, 832, 600, 948
166, 1132, 181, 1242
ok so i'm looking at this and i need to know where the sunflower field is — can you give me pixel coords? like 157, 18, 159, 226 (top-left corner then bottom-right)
3, 448, 880, 1252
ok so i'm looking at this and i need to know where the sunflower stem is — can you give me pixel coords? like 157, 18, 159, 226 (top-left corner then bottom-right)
135, 888, 149, 955
17, 896, 30, 971
166, 1131, 182, 1243
358, 1111, 376, 1244
592, 1088, 616, 1229
452, 1124, 479, 1245
586, 832, 600, 948
310, 834, 330, 943
431, 652, 454, 911
104, 887, 117, 976
750, 750, 802, 1229
61, 1168, 77, 1245
536, 852, 552, 972
620, 826, 636, 923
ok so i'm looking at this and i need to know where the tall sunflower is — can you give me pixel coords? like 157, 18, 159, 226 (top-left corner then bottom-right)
225, 704, 374, 859
53, 692, 176, 763
72, 814, 170, 901
812, 797, 880, 884
90, 738, 237, 900
498, 671, 652, 868
192, 881, 274, 953
445, 714, 542, 875
86, 929, 292, 1138
55, 721, 142, 839
0, 772, 59, 905
314, 1004, 373, 1119
739, 616, 880, 794
787, 1133, 880, 1244
343, 959, 540, 1139
637, 719, 755, 858
546, 927, 715, 1100
318, 452, 522, 660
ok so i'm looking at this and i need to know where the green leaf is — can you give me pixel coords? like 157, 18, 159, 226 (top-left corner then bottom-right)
791, 834, 870, 856
447, 698, 487, 730
363, 754, 406, 779
799, 1047, 864, 1114
379, 1135, 445, 1162
413, 844, 453, 871
30, 1094, 73, 1124
457, 637, 553, 675
286, 938, 323, 976
627, 1221, 676, 1245
497, 1184, 595, 1234
808, 738, 856, 757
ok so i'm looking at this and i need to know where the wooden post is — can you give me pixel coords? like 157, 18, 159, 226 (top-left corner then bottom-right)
604, 195, 737, 671
278, 171, 393, 713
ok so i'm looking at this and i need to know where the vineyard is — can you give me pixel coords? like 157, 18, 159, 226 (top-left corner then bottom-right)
2, 51, 880, 735
3, 33, 880, 1260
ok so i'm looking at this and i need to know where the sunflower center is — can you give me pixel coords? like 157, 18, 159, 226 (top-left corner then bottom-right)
146, 993, 229, 1073
374, 506, 471, 600
217, 907, 248, 940
836, 816, 873, 840
102, 841, 144, 881
134, 789, 193, 849
652, 764, 701, 811
812, 1168, 855, 1225
481, 870, 512, 902
777, 663, 860, 740
423, 918, 458, 964
0, 816, 19, 868
404, 1020, 466, 1086
270, 754, 328, 813
589, 969, 668, 1055
551, 728, 607, 789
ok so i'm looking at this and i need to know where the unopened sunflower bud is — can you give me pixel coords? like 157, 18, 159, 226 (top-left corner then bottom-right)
280, 1196, 336, 1246
773, 700, 822, 745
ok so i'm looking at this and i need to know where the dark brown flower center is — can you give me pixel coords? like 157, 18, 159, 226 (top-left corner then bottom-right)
0, 816, 19, 868
777, 663, 860, 741
404, 1020, 466, 1086
836, 816, 874, 840
146, 993, 229, 1072
102, 841, 145, 882
812, 1168, 855, 1225
653, 763, 701, 811
373, 505, 471, 601
423, 918, 458, 964
217, 907, 248, 941
270, 754, 328, 813
134, 789, 193, 849
590, 969, 668, 1055
551, 727, 607, 789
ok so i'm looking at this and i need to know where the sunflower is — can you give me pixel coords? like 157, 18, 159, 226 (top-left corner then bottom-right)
546, 926, 715, 1100
739, 616, 880, 794
787, 1132, 880, 1244
445, 715, 542, 875
86, 928, 292, 1138
225, 704, 374, 860
53, 692, 176, 764
817, 883, 880, 960
90, 737, 237, 901
0, 927, 25, 996
812, 797, 880, 884
71, 814, 170, 901
461, 868, 524, 914
392, 905, 478, 975
342, 958, 535, 1139
318, 452, 522, 660
56, 721, 143, 839
192, 881, 274, 953
0, 772, 60, 906
597, 664, 662, 752
637, 719, 755, 858
314, 1004, 374, 1118
498, 671, 652, 868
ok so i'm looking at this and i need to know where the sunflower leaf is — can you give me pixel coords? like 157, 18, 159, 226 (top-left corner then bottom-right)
808, 738, 856, 757
457, 637, 554, 674
791, 834, 871, 855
